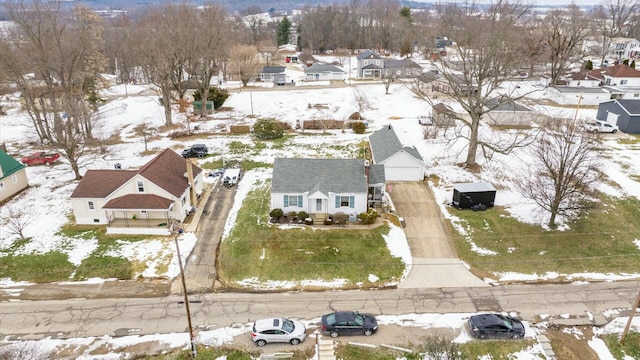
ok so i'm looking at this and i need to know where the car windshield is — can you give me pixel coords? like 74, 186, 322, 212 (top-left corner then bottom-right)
501, 316, 513, 329
354, 313, 364, 326
282, 319, 295, 333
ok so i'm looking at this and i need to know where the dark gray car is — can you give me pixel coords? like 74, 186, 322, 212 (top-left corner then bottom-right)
181, 144, 208, 158
321, 311, 378, 338
468, 313, 525, 339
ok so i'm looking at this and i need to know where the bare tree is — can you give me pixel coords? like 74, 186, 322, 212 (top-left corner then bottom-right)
543, 5, 590, 86
382, 70, 395, 94
353, 87, 370, 117
2, 205, 33, 240
0, 0, 106, 179
592, 0, 640, 66
515, 120, 603, 228
228, 44, 261, 86
412, 0, 534, 168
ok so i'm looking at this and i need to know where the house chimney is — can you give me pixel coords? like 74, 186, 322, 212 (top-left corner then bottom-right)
387, 124, 391, 130
186, 158, 196, 206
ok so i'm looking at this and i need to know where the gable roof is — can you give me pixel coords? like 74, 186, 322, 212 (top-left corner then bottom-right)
304, 63, 345, 74
383, 58, 421, 69
272, 158, 367, 194
357, 50, 382, 60
613, 99, 640, 115
369, 125, 424, 163
103, 194, 175, 210
262, 66, 286, 74
432, 103, 455, 114
485, 97, 531, 112
368, 164, 385, 185
588, 64, 640, 80
0, 149, 25, 179
71, 149, 202, 199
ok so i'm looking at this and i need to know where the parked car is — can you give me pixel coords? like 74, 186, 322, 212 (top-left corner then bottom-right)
468, 313, 525, 339
181, 144, 208, 158
21, 151, 60, 166
321, 311, 378, 337
584, 120, 619, 133
251, 318, 306, 347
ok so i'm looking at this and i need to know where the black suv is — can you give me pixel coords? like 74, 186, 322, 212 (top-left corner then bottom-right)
181, 144, 208, 158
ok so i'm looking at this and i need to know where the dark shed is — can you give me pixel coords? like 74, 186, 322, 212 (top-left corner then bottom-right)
452, 182, 496, 209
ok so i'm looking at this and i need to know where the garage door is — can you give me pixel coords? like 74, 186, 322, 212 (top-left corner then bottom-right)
386, 166, 421, 181
607, 112, 619, 125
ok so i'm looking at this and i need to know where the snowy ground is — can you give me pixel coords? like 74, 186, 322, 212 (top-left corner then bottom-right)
1, 54, 640, 358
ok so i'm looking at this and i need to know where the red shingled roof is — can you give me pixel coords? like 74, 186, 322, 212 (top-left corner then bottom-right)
103, 194, 175, 209
71, 148, 202, 199
588, 64, 640, 80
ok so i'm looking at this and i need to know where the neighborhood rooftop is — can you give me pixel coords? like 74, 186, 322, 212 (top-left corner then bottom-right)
272, 158, 367, 194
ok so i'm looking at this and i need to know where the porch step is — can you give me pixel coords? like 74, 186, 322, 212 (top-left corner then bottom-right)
312, 213, 327, 225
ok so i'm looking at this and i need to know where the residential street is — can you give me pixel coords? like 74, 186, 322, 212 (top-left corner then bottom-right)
0, 281, 636, 340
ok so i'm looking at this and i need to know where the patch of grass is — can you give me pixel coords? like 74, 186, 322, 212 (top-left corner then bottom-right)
337, 346, 422, 360
603, 332, 640, 360
140, 345, 310, 359
218, 186, 404, 287
75, 256, 134, 280
0, 252, 75, 282
1, 237, 31, 252
451, 194, 640, 278
228, 140, 252, 154
460, 339, 535, 359
57, 223, 106, 239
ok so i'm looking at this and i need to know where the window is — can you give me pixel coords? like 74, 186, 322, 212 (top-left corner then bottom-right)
283, 195, 302, 207
340, 196, 350, 207
137, 181, 144, 192
335, 195, 355, 208
0, 182, 4, 191
621, 80, 628, 85
364, 60, 368, 65
181, 196, 186, 205
406, 69, 411, 75
11, 175, 17, 184
93, 219, 100, 223
88, 201, 95, 211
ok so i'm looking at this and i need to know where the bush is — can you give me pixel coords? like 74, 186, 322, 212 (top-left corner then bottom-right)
192, 87, 230, 109
352, 121, 366, 134
357, 209, 378, 225
332, 212, 349, 224
298, 211, 309, 219
253, 118, 284, 139
269, 208, 283, 218
288, 211, 298, 218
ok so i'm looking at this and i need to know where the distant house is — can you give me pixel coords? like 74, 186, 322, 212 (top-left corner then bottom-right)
356, 50, 422, 79
607, 38, 640, 60
587, 64, 640, 87
0, 149, 29, 203
304, 64, 345, 81
259, 66, 287, 84
369, 125, 425, 182
431, 103, 456, 127
596, 99, 640, 134
271, 158, 385, 224
70, 149, 204, 235
484, 97, 536, 126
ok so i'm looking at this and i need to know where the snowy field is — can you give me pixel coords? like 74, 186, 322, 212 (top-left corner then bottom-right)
1, 54, 640, 358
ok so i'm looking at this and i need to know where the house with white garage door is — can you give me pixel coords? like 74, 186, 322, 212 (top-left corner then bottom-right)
368, 125, 425, 181
596, 99, 640, 134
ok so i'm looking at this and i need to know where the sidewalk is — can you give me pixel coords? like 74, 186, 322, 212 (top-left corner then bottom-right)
183, 182, 216, 233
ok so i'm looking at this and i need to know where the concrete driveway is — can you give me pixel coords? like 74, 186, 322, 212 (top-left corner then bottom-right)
387, 182, 488, 288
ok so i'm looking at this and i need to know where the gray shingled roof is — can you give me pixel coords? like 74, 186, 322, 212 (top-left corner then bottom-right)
616, 99, 640, 115
369, 125, 423, 163
368, 164, 385, 185
383, 58, 421, 69
485, 97, 531, 112
304, 63, 345, 74
454, 182, 496, 193
262, 66, 286, 74
272, 158, 367, 193
357, 50, 381, 60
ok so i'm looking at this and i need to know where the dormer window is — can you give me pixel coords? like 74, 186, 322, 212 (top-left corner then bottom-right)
137, 181, 144, 192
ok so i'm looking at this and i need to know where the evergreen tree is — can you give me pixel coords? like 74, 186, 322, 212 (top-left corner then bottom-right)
631, 60, 636, 68
277, 16, 291, 46
623, 59, 629, 66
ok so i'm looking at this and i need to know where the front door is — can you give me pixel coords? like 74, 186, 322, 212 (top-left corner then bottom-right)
316, 199, 322, 212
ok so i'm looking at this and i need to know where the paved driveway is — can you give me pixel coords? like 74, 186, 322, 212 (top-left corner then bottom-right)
387, 182, 488, 288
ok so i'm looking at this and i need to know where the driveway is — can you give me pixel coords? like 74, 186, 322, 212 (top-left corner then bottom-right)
387, 182, 488, 288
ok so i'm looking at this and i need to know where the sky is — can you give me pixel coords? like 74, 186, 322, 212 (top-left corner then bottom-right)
1, 53, 640, 358
414, 0, 604, 6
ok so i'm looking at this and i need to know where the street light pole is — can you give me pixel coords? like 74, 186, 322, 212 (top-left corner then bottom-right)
175, 235, 197, 358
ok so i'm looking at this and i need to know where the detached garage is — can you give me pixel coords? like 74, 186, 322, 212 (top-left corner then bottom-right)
452, 182, 496, 209
596, 99, 640, 134
369, 125, 425, 181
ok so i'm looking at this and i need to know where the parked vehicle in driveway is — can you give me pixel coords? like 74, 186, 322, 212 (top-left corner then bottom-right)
251, 318, 306, 347
468, 313, 525, 339
584, 120, 618, 133
321, 311, 378, 337
181, 144, 208, 158
21, 151, 60, 166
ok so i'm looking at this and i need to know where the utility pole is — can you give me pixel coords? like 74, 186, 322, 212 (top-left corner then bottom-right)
175, 235, 197, 358
621, 290, 640, 345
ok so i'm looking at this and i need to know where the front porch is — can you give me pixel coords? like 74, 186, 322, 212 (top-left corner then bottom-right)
105, 209, 179, 235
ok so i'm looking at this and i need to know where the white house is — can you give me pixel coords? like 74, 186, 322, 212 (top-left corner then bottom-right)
70, 149, 204, 235
588, 64, 640, 87
484, 97, 537, 126
607, 37, 640, 60
0, 149, 29, 203
368, 125, 425, 181
303, 64, 345, 81
271, 158, 385, 223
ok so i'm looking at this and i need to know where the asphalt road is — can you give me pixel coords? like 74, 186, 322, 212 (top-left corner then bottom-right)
0, 281, 636, 340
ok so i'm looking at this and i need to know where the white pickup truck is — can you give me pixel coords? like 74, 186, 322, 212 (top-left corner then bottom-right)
584, 120, 619, 133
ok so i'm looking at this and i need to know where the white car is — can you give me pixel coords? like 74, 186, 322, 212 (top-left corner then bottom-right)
251, 318, 307, 347
584, 120, 619, 133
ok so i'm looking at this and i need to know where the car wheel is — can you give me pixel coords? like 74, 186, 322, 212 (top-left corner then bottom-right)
198, 153, 205, 158
330, 331, 339, 338
612, 129, 617, 134
290, 338, 301, 345
45, 161, 51, 166
256, 339, 267, 347
511, 333, 522, 339
364, 329, 373, 336
478, 333, 488, 340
